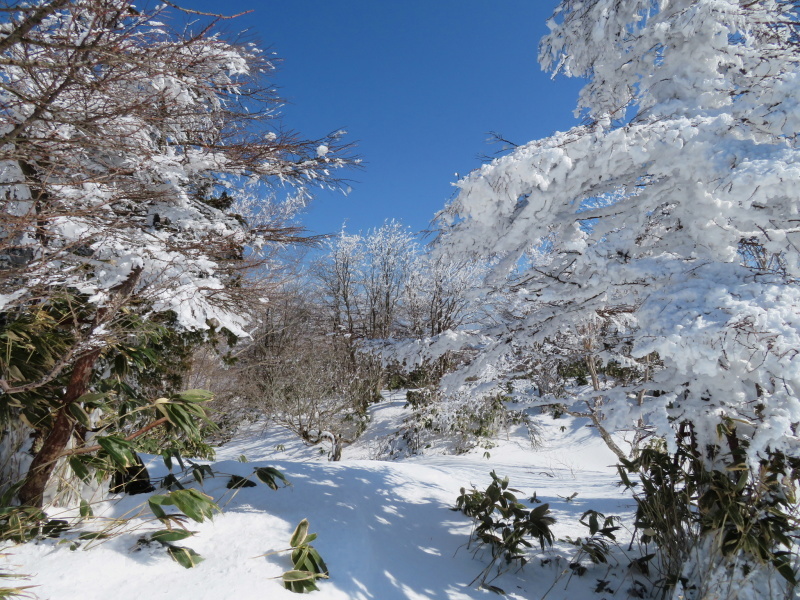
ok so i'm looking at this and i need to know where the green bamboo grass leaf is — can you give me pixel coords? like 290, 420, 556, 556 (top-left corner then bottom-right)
255, 467, 289, 490
167, 545, 204, 569
192, 464, 214, 485
150, 529, 195, 543
283, 570, 318, 582
167, 489, 218, 523
148, 495, 170, 520
75, 392, 106, 405
282, 570, 323, 593
174, 389, 214, 403
69, 457, 91, 483
290, 519, 310, 548
96, 436, 136, 469
67, 404, 92, 428
306, 547, 328, 574
6, 365, 24, 382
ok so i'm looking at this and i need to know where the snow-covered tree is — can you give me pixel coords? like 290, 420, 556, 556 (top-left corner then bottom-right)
314, 228, 365, 336
361, 220, 417, 339
440, 0, 800, 466
314, 220, 417, 340
403, 255, 488, 339
434, 0, 800, 594
0, 0, 355, 506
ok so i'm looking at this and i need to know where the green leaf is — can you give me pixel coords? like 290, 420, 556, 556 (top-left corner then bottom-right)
75, 392, 107, 406
96, 436, 137, 469
617, 465, 634, 488
284, 573, 321, 593
306, 546, 329, 574
167, 489, 218, 523
735, 470, 749, 492
175, 389, 214, 403
69, 456, 91, 483
150, 529, 195, 544
255, 467, 289, 490
483, 584, 506, 595
290, 519, 310, 548
161, 449, 185, 473
282, 569, 326, 592
292, 546, 310, 571
772, 552, 797, 586
161, 404, 201, 439
148, 495, 170, 520
68, 403, 92, 428
79, 500, 93, 519
42, 519, 70, 538
283, 570, 319, 582
167, 545, 205, 568
161, 473, 185, 491
290, 545, 328, 575
6, 364, 24, 382
192, 465, 214, 485
531, 503, 551, 519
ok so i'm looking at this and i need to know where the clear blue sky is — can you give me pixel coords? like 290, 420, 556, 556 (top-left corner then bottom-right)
187, 1, 584, 236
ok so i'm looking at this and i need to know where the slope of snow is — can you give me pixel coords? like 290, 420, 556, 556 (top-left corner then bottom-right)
2, 394, 639, 600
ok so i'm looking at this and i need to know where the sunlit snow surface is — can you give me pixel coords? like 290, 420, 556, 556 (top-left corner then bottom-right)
4, 392, 637, 600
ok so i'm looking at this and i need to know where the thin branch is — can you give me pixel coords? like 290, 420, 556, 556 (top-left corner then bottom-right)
59, 417, 170, 458
158, 1, 253, 19
0, 0, 72, 54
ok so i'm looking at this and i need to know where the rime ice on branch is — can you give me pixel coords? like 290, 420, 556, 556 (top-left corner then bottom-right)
435, 0, 800, 466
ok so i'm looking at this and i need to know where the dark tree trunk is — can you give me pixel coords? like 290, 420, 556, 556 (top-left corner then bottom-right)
17, 348, 101, 507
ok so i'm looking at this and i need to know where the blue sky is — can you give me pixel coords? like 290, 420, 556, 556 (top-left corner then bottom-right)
188, 1, 584, 237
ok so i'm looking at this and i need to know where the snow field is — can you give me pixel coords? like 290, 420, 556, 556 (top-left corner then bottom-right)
3, 396, 637, 600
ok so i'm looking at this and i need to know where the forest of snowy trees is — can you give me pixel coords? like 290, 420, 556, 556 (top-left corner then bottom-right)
2, 1, 800, 599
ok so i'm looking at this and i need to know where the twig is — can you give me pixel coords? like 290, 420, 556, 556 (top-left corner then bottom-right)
58, 417, 170, 458
159, 1, 253, 18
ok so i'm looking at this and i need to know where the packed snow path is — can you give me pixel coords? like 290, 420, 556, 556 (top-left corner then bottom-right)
4, 394, 636, 600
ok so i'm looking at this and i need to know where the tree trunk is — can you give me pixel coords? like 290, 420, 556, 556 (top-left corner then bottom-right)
16, 266, 141, 507
17, 348, 101, 507
587, 409, 628, 462
564, 405, 628, 462
578, 355, 628, 461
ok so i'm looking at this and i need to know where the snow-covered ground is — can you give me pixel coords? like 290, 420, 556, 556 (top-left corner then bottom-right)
2, 392, 642, 600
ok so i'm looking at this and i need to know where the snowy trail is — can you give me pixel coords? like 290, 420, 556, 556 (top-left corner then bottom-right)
3, 398, 636, 600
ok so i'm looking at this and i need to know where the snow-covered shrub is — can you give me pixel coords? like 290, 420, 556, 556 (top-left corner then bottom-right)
403, 390, 538, 456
